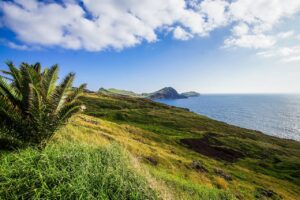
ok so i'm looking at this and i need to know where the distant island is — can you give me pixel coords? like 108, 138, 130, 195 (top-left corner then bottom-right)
98, 87, 200, 99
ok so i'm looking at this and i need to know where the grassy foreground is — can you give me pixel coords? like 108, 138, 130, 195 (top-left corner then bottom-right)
0, 141, 158, 199
1, 92, 300, 199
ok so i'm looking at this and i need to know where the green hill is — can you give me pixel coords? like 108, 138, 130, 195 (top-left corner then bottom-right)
98, 87, 200, 99
98, 88, 144, 97
1, 92, 300, 199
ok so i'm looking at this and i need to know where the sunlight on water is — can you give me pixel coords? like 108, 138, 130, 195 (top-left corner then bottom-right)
157, 94, 300, 141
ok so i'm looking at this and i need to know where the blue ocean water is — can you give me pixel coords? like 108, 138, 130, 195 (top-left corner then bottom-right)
157, 95, 300, 141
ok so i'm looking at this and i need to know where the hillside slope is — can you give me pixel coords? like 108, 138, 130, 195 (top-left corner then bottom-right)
81, 93, 300, 200
1, 93, 300, 199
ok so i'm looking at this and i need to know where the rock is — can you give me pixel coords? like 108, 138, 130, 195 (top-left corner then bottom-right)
214, 168, 232, 181
191, 161, 208, 172
145, 156, 158, 166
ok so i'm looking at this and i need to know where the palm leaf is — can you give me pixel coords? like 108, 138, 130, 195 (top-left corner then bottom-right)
42, 64, 59, 100
51, 73, 75, 114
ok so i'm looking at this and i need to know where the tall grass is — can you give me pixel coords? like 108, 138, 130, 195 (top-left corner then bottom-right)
149, 167, 237, 200
0, 142, 158, 200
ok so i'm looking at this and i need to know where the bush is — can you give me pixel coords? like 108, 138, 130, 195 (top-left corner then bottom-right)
0, 142, 158, 199
0, 62, 86, 147
214, 177, 228, 189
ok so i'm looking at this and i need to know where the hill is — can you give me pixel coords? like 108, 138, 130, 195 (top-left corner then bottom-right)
80, 93, 300, 199
181, 91, 200, 97
1, 92, 300, 199
98, 87, 144, 97
146, 87, 187, 99
98, 87, 198, 99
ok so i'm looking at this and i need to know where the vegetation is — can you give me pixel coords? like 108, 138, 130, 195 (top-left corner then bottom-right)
0, 141, 157, 199
0, 62, 300, 199
81, 93, 300, 199
0, 62, 86, 146
98, 88, 144, 98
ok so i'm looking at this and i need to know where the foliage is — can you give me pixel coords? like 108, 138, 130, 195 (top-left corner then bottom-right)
80, 93, 300, 199
0, 62, 86, 146
0, 142, 158, 200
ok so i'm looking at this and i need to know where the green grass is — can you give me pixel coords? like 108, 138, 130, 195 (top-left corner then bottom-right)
80, 93, 300, 200
0, 142, 157, 200
149, 167, 236, 200
1, 92, 300, 199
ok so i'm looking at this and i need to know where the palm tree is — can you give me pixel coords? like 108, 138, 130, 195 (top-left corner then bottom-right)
0, 62, 86, 147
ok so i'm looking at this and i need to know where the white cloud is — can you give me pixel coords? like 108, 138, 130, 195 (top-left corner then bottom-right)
0, 0, 300, 51
224, 34, 276, 49
225, 0, 300, 49
257, 46, 300, 62
173, 26, 193, 40
277, 31, 294, 39
231, 23, 249, 36
7, 41, 29, 50
198, 0, 230, 31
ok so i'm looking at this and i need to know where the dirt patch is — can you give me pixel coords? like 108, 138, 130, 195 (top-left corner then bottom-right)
255, 188, 282, 200
190, 161, 208, 172
180, 134, 244, 162
214, 168, 232, 181
145, 156, 158, 166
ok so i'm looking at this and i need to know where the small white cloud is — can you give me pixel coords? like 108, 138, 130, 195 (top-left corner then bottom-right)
256, 51, 276, 58
277, 31, 295, 39
224, 34, 276, 49
173, 26, 193, 40
231, 23, 249, 36
7, 42, 29, 50
257, 46, 300, 63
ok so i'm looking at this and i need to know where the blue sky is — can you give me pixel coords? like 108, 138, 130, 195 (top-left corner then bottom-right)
1, 0, 300, 94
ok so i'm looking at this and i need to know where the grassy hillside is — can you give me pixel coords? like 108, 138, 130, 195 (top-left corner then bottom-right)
81, 93, 300, 199
1, 92, 300, 199
98, 88, 144, 98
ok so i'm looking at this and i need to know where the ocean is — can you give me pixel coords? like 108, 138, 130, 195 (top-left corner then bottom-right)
157, 94, 300, 141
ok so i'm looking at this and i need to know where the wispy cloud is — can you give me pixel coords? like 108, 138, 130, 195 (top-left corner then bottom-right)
0, 0, 300, 52
7, 41, 29, 50
258, 46, 300, 63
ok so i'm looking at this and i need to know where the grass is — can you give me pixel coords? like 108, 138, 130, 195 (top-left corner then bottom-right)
0, 141, 158, 200
80, 93, 300, 199
1, 92, 300, 199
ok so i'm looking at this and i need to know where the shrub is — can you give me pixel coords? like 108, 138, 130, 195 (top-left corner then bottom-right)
214, 177, 228, 189
0, 62, 86, 147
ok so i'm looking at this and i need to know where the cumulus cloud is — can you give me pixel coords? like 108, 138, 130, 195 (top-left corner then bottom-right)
173, 26, 193, 40
224, 0, 300, 49
0, 0, 300, 52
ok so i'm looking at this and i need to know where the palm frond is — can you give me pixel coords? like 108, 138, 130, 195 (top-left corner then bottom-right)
51, 73, 75, 114
42, 64, 59, 100
5, 61, 23, 89
55, 102, 82, 125
0, 76, 21, 107
67, 84, 87, 103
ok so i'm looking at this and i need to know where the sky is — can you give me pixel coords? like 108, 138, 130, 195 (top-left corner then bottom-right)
1, 0, 300, 94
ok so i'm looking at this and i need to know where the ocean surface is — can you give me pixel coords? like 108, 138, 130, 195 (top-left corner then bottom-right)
157, 94, 300, 141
